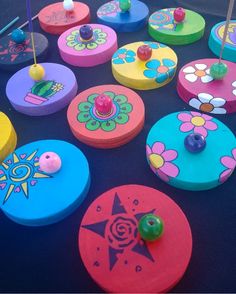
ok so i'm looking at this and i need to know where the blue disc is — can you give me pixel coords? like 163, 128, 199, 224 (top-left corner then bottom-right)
0, 140, 90, 226
97, 0, 149, 32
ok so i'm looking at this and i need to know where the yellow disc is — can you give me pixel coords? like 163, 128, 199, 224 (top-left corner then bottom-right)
0, 112, 17, 163
111, 41, 178, 90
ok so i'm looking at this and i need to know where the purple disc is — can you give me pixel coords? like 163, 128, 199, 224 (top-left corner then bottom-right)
6, 63, 78, 116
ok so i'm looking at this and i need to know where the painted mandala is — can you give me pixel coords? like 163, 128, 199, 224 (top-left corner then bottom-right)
77, 91, 133, 131
66, 28, 107, 51
149, 9, 176, 31
97, 0, 121, 17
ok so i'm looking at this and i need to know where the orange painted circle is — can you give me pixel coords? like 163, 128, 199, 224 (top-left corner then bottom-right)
67, 85, 145, 148
78, 185, 192, 293
38, 2, 90, 35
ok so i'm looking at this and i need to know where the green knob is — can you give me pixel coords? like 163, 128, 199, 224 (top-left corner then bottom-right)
119, 0, 131, 12
138, 214, 164, 241
210, 62, 228, 80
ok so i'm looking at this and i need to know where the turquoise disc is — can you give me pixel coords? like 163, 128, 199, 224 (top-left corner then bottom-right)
0, 140, 90, 226
146, 111, 236, 191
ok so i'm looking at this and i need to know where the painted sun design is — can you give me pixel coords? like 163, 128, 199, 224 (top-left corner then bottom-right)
0, 150, 51, 204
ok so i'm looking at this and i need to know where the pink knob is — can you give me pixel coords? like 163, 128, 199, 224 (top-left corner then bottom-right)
137, 45, 152, 61
95, 94, 113, 115
39, 152, 62, 174
173, 7, 186, 23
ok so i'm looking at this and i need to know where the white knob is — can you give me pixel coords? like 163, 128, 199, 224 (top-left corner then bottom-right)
63, 0, 74, 11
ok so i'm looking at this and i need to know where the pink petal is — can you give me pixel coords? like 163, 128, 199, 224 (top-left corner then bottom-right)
190, 111, 201, 117
202, 114, 213, 121
180, 122, 194, 132
204, 120, 217, 130
157, 169, 169, 182
194, 126, 207, 137
146, 145, 152, 156
177, 113, 192, 122
221, 156, 236, 169
152, 142, 165, 155
162, 150, 177, 161
220, 169, 232, 183
160, 162, 179, 178
232, 148, 236, 160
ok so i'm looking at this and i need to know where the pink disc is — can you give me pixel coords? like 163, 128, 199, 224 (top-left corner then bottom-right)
177, 58, 236, 114
58, 24, 117, 67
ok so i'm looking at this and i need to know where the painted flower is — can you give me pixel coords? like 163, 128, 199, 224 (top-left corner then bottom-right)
189, 93, 226, 114
143, 59, 176, 83
77, 91, 132, 132
146, 142, 179, 182
143, 41, 167, 49
66, 28, 107, 51
149, 9, 176, 31
97, 1, 120, 17
219, 149, 236, 183
178, 111, 218, 137
183, 64, 213, 83
232, 81, 236, 96
51, 83, 64, 92
112, 48, 136, 64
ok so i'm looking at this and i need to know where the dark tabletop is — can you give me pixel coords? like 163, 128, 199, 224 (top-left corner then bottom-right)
0, 0, 236, 293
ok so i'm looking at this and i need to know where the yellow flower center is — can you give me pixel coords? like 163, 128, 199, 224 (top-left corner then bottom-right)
149, 154, 164, 169
195, 70, 206, 77
191, 116, 205, 127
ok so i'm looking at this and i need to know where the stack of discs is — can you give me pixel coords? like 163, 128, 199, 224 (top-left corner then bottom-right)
58, 24, 117, 67
78, 184, 192, 293
209, 20, 236, 62
0, 32, 48, 71
38, 1, 90, 35
177, 58, 236, 114
111, 41, 177, 90
148, 8, 205, 45
0, 112, 17, 163
67, 85, 145, 148
0, 140, 90, 226
6, 63, 78, 116
146, 111, 236, 191
97, 0, 149, 32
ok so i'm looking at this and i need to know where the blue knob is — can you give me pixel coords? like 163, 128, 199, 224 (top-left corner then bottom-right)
184, 133, 206, 153
11, 29, 26, 44
79, 25, 93, 40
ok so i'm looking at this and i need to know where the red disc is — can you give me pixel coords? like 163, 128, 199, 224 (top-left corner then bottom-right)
67, 85, 145, 148
38, 2, 90, 35
78, 185, 192, 293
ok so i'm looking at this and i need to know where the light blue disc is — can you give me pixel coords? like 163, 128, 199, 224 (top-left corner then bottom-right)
0, 140, 90, 226
97, 0, 149, 32
146, 111, 236, 191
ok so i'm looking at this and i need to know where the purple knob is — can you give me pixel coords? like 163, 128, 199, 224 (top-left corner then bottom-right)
79, 25, 93, 40
184, 133, 206, 153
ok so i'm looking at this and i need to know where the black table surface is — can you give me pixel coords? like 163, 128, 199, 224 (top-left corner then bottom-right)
0, 0, 236, 292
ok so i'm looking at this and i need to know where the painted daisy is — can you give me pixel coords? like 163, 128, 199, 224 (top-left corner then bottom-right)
232, 81, 236, 96
189, 93, 226, 114
183, 64, 213, 83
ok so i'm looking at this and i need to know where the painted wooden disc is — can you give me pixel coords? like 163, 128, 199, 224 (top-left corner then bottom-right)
58, 24, 117, 67
6, 63, 78, 116
97, 0, 149, 32
0, 112, 17, 163
177, 58, 236, 114
148, 8, 205, 45
209, 20, 236, 62
38, 2, 90, 35
0, 32, 48, 71
79, 184, 192, 293
0, 140, 90, 226
146, 111, 236, 191
111, 41, 177, 90
67, 85, 145, 149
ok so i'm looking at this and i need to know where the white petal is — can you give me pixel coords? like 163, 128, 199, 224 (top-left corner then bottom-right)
201, 75, 213, 83
195, 63, 207, 70
183, 66, 195, 74
210, 107, 227, 114
198, 92, 213, 103
206, 68, 210, 74
232, 81, 236, 87
233, 89, 236, 96
210, 97, 226, 107
189, 98, 201, 109
185, 73, 198, 82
